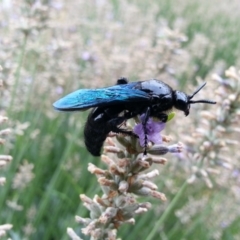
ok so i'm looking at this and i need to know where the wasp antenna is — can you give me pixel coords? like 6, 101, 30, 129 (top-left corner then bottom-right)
189, 100, 216, 104
189, 82, 207, 100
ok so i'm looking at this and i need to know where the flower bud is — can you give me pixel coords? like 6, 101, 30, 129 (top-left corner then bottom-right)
142, 181, 158, 190
119, 180, 129, 193
67, 228, 83, 240
99, 207, 117, 224
88, 163, 105, 175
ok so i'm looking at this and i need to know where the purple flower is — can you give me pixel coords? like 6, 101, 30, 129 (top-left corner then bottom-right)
55, 86, 63, 95
81, 51, 91, 61
133, 116, 165, 147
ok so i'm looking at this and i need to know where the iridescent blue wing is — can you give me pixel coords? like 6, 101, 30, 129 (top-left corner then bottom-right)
53, 82, 150, 111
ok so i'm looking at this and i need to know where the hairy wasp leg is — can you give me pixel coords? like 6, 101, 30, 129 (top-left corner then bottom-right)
142, 107, 151, 155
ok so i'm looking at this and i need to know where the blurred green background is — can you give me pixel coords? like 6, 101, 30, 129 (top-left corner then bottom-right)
0, 0, 240, 239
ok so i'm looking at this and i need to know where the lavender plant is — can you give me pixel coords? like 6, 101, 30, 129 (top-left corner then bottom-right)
173, 67, 240, 239
67, 114, 183, 240
0, 115, 13, 238
0, 63, 13, 238
173, 66, 240, 187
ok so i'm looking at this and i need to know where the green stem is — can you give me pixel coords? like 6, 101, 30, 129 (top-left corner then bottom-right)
146, 180, 188, 240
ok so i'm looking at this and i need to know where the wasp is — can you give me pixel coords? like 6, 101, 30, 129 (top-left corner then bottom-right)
53, 78, 216, 156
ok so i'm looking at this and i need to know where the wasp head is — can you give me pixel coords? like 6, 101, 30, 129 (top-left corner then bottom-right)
174, 82, 216, 116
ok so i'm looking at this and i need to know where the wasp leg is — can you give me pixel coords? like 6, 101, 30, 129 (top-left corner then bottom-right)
107, 116, 138, 137
116, 77, 128, 85
155, 112, 168, 122
142, 107, 151, 155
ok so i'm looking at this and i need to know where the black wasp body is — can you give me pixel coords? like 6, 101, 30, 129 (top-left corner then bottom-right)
53, 78, 216, 156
